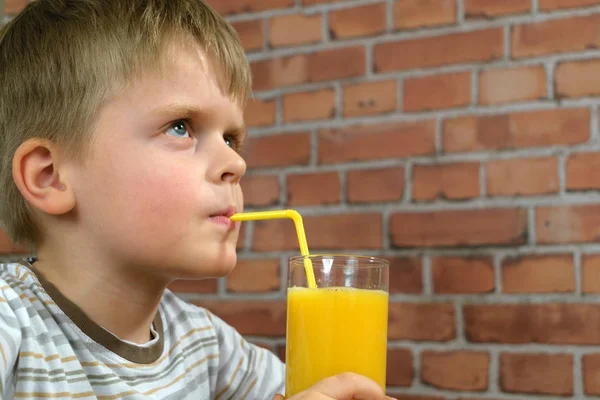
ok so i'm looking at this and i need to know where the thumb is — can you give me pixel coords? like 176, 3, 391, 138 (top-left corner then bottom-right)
309, 373, 386, 400
272, 395, 285, 400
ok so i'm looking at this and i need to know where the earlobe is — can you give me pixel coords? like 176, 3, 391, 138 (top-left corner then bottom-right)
12, 139, 76, 215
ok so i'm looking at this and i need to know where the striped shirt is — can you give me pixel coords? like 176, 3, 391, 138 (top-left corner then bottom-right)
0, 261, 285, 399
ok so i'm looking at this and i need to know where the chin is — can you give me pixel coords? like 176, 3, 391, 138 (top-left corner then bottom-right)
206, 257, 237, 278
174, 250, 238, 280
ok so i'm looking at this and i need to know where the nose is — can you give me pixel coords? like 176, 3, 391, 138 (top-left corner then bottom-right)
221, 153, 246, 184
210, 136, 247, 184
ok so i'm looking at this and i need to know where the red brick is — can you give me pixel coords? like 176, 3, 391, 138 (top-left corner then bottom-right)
347, 167, 405, 203
537, 205, 600, 244
282, 88, 336, 122
443, 108, 590, 153
479, 65, 546, 105
5, 0, 28, 14
241, 175, 279, 207
251, 46, 366, 91
391, 208, 528, 248
583, 354, 600, 395
0, 230, 29, 255
500, 353, 573, 395
329, 3, 387, 39
319, 121, 436, 164
253, 213, 382, 251
205, 0, 294, 15
243, 132, 311, 169
387, 348, 413, 386
539, 0, 600, 10
421, 351, 489, 391
302, 0, 353, 4
244, 98, 276, 128
388, 303, 456, 341
556, 59, 600, 98
167, 279, 217, 294
269, 13, 322, 47
374, 28, 503, 72
392, 396, 445, 400
567, 152, 600, 190
486, 157, 559, 196
404, 71, 471, 112
455, 398, 503, 400
581, 254, 600, 293
465, 303, 600, 344
342, 80, 397, 117
389, 257, 423, 294
464, 0, 531, 18
432, 257, 495, 294
195, 300, 286, 336
226, 259, 280, 293
251, 55, 306, 90
502, 254, 575, 293
512, 14, 600, 58
412, 162, 480, 201
307, 47, 366, 84
287, 172, 340, 206
394, 0, 457, 30
231, 20, 263, 51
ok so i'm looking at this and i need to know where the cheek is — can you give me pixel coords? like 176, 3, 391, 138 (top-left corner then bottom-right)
236, 184, 244, 211
85, 151, 199, 228
124, 167, 197, 222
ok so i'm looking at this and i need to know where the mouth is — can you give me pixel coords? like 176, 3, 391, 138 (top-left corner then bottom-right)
210, 206, 237, 218
209, 206, 237, 230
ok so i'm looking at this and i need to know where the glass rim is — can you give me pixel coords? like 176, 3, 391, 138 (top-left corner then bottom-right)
289, 253, 389, 268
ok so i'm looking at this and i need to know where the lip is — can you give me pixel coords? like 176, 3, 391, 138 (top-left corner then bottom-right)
209, 206, 237, 230
210, 206, 237, 218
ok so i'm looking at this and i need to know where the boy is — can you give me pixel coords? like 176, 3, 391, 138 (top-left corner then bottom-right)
0, 0, 390, 399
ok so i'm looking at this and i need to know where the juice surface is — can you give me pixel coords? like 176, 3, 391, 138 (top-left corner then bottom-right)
285, 286, 388, 396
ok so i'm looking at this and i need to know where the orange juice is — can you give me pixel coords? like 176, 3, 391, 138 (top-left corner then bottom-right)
285, 286, 389, 396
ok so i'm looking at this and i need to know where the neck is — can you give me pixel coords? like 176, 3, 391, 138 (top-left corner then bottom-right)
33, 243, 167, 344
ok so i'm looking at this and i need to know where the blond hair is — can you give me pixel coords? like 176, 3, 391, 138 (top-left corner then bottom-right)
0, 0, 251, 246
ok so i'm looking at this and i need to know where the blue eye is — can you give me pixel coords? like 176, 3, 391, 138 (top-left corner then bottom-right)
224, 136, 232, 148
166, 121, 190, 138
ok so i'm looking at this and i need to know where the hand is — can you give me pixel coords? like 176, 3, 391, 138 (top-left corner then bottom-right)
272, 373, 397, 400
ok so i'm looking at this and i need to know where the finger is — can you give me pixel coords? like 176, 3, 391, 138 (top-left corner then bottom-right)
272, 395, 285, 400
308, 373, 386, 400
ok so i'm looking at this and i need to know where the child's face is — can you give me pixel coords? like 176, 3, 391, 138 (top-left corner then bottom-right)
66, 43, 247, 280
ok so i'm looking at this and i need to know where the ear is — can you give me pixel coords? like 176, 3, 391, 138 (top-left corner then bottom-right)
12, 139, 76, 215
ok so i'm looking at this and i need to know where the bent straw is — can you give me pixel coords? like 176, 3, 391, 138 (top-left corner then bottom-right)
230, 210, 317, 289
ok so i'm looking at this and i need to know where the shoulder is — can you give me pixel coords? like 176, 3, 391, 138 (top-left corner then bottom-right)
0, 262, 40, 352
0, 262, 41, 311
0, 262, 54, 335
1, 262, 37, 289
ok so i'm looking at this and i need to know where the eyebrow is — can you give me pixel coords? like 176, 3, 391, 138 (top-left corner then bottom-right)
157, 103, 203, 119
153, 103, 246, 138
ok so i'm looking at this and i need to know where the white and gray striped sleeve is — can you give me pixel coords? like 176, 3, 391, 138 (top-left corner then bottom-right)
0, 280, 23, 400
208, 311, 285, 400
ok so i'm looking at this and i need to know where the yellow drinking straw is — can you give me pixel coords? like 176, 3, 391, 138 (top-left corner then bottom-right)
230, 210, 317, 289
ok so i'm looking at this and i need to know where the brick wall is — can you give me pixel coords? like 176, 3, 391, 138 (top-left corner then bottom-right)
6, 0, 600, 398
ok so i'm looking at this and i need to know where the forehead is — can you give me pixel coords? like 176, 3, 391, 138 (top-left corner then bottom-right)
115, 41, 244, 120
142, 40, 221, 97
156, 36, 246, 107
